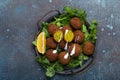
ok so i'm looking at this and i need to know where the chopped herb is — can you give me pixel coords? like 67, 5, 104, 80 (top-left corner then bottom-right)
42, 22, 49, 29
89, 19, 98, 43
42, 27, 50, 37
57, 48, 62, 53
83, 56, 89, 60
46, 66, 55, 77
32, 40, 37, 46
82, 25, 90, 41
36, 56, 63, 77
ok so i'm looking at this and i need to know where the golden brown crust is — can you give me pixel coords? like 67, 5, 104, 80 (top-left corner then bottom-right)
58, 52, 70, 65
70, 17, 83, 29
46, 49, 58, 62
69, 43, 82, 57
83, 41, 95, 55
47, 24, 59, 35
46, 37, 57, 49
74, 30, 84, 43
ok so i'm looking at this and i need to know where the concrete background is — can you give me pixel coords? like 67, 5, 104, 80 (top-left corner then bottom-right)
0, 0, 120, 80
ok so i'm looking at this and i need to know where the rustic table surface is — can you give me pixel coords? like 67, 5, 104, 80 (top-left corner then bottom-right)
0, 0, 120, 80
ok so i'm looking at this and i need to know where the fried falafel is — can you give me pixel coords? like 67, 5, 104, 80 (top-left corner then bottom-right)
47, 24, 59, 35
46, 37, 57, 49
59, 52, 70, 65
61, 25, 72, 33
69, 43, 82, 57
70, 17, 83, 29
46, 49, 58, 62
83, 41, 95, 55
74, 30, 84, 43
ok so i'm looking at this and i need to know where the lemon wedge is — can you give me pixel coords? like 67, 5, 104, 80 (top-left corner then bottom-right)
37, 32, 46, 54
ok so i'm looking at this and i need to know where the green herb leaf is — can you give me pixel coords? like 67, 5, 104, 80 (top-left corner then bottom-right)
41, 56, 50, 65
67, 57, 80, 68
63, 6, 73, 14
82, 25, 90, 41
77, 9, 87, 21
89, 19, 98, 43
42, 27, 50, 37
57, 48, 62, 53
54, 61, 63, 72
42, 22, 49, 28
36, 56, 42, 63
32, 40, 37, 46
79, 61, 83, 67
46, 66, 55, 77
83, 56, 89, 60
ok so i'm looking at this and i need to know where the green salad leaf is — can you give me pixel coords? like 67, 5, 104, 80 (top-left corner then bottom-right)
63, 6, 87, 21
42, 22, 49, 29
32, 40, 37, 46
46, 66, 55, 77
36, 56, 63, 77
89, 19, 98, 43
41, 22, 50, 37
57, 48, 62, 53
67, 53, 89, 68
82, 25, 90, 41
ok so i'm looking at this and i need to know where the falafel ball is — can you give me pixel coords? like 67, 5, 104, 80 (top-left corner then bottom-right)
74, 30, 84, 43
46, 49, 58, 62
70, 17, 83, 29
69, 43, 82, 57
59, 52, 70, 65
47, 24, 59, 35
59, 40, 66, 49
46, 37, 57, 49
83, 41, 95, 55
61, 25, 72, 33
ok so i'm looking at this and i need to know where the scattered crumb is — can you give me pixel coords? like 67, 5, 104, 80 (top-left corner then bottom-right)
102, 50, 106, 53
101, 28, 104, 31
105, 18, 107, 20
106, 25, 113, 30
112, 32, 116, 36
108, 33, 110, 36
32, 4, 38, 8
98, 0, 101, 3
111, 14, 114, 18
49, 0, 52, 3
6, 29, 10, 32
37, 68, 41, 71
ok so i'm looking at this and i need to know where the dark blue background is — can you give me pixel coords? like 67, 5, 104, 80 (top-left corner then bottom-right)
0, 0, 120, 80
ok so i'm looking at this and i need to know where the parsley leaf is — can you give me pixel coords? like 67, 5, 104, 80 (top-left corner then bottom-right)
82, 25, 90, 41
46, 66, 55, 77
42, 27, 50, 37
32, 40, 37, 46
89, 19, 98, 43
41, 22, 50, 37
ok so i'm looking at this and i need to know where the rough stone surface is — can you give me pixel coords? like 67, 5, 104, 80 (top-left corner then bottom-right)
0, 0, 120, 80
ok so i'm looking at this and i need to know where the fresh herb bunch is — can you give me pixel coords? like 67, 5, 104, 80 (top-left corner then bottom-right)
32, 6, 98, 77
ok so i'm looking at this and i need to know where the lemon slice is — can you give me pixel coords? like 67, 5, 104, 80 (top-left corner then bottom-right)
37, 32, 46, 54
64, 30, 74, 42
53, 30, 63, 42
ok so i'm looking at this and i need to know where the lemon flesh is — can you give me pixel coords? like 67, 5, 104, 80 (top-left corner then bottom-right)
53, 30, 63, 42
64, 30, 74, 42
37, 32, 46, 54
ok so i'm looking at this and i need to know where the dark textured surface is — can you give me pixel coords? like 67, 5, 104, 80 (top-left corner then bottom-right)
0, 0, 120, 80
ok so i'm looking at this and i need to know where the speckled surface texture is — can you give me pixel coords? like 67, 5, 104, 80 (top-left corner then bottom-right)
0, 0, 120, 80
